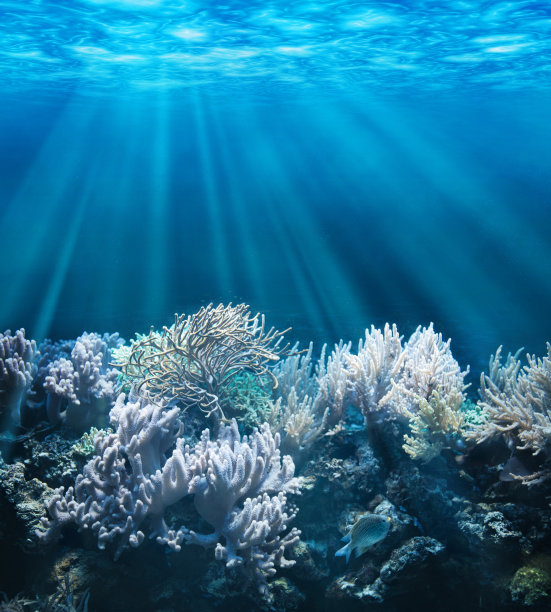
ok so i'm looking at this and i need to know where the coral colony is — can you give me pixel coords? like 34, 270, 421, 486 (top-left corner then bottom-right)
2, 302, 551, 608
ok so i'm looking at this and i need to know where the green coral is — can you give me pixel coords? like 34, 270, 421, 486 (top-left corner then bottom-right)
72, 427, 111, 457
460, 398, 488, 426
510, 566, 551, 606
223, 371, 273, 430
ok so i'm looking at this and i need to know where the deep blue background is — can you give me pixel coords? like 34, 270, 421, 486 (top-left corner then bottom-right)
1, 87, 550, 382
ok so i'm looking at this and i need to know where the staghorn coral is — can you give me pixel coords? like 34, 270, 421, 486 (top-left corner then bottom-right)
0, 329, 37, 426
43, 333, 122, 432
467, 343, 551, 456
37, 392, 302, 594
118, 303, 289, 421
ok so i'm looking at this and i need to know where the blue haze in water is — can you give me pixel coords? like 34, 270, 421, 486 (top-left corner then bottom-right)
1, 0, 551, 378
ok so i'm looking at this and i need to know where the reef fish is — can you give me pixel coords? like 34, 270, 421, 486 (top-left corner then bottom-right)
335, 513, 391, 563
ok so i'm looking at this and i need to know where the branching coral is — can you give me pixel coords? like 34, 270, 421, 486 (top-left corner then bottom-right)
37, 391, 302, 594
222, 371, 274, 430
271, 342, 318, 405
118, 303, 289, 421
182, 420, 302, 593
402, 389, 466, 462
383, 323, 469, 417
345, 323, 405, 418
0, 328, 37, 425
316, 340, 352, 427
379, 324, 469, 461
341, 323, 469, 461
269, 390, 329, 459
270, 340, 349, 459
467, 343, 551, 455
44, 332, 122, 431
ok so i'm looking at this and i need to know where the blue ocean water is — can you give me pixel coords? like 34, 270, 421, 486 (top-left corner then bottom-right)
1, 0, 551, 375
3, 3, 551, 610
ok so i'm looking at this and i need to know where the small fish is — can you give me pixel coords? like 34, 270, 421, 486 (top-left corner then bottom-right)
335, 513, 391, 563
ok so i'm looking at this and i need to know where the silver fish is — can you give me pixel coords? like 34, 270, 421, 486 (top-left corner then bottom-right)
335, 513, 391, 563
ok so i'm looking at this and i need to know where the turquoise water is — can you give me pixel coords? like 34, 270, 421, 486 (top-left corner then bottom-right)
1, 1, 551, 373
3, 3, 551, 611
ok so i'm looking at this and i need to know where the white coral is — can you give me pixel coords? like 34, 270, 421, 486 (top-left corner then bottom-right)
345, 323, 405, 417
468, 343, 551, 455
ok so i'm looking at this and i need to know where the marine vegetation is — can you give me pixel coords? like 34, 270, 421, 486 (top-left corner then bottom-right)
116, 303, 290, 421
2, 303, 551, 610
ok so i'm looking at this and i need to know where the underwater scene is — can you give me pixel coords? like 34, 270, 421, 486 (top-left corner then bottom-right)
2, 1, 551, 611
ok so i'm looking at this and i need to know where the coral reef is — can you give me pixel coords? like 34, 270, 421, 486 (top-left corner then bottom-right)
2, 311, 551, 611
117, 303, 289, 420
467, 344, 551, 457
36, 390, 302, 594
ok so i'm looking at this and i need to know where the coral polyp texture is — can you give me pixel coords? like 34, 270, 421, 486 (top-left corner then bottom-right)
3, 305, 551, 610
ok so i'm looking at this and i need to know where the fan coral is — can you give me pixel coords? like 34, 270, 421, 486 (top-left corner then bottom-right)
118, 303, 289, 421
